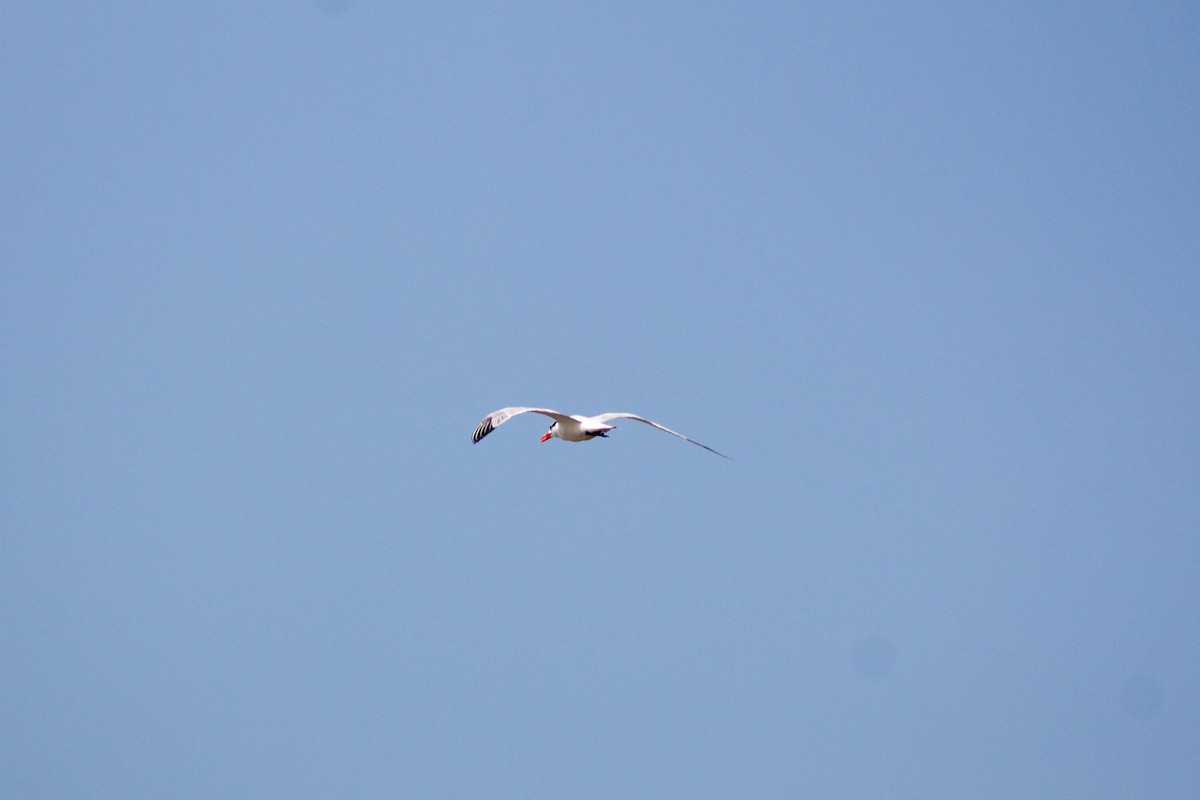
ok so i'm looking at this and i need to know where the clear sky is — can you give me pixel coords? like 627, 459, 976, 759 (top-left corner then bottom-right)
3, 3, 1198, 798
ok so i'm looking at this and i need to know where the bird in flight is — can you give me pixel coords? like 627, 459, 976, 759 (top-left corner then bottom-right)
472, 407, 731, 459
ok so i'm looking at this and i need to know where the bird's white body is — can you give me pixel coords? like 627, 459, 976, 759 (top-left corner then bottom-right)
472, 406, 730, 459
546, 414, 616, 442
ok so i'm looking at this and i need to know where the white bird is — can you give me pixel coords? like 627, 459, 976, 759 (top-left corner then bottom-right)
472, 407, 731, 459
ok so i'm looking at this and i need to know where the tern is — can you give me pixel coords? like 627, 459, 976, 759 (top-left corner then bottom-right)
472, 407, 731, 459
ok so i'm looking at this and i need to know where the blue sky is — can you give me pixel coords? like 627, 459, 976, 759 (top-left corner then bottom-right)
3, 3, 1198, 797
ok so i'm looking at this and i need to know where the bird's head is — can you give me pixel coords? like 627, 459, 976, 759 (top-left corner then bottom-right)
539, 422, 557, 443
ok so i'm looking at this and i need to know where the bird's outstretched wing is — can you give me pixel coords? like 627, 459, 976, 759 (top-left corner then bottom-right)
592, 413, 732, 460
472, 407, 574, 444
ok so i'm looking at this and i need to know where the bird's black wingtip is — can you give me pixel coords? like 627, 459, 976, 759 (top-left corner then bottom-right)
472, 418, 493, 444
